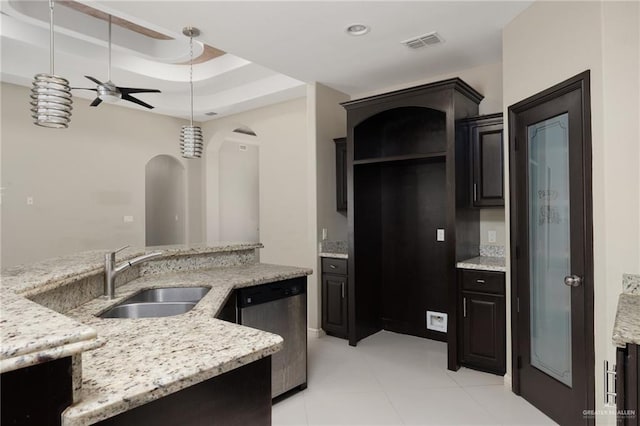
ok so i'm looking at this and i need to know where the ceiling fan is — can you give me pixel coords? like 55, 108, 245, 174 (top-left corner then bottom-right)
73, 15, 161, 109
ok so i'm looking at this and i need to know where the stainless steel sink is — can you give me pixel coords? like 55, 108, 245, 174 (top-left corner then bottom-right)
123, 287, 210, 304
98, 286, 210, 319
100, 302, 196, 319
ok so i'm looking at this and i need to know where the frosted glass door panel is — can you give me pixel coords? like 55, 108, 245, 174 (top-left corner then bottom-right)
527, 113, 572, 387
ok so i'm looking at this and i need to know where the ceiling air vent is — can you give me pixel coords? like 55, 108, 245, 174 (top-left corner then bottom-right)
401, 31, 444, 49
205, 111, 218, 116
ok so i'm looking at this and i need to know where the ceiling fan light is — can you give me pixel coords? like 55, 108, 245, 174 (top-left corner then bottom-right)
180, 125, 204, 158
30, 73, 73, 128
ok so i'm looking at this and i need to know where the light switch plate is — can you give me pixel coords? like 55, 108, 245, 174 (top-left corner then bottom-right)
488, 230, 497, 243
437, 228, 445, 241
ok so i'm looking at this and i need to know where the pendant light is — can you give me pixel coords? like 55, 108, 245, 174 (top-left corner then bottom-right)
30, 0, 73, 128
180, 27, 203, 159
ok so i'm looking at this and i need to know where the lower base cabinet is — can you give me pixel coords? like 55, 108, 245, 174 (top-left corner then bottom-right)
459, 269, 506, 375
321, 257, 348, 339
1, 356, 73, 426
98, 357, 272, 426
617, 344, 639, 426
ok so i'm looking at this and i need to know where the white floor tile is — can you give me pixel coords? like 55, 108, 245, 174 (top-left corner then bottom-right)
463, 385, 557, 425
386, 387, 499, 425
272, 331, 557, 426
304, 390, 404, 426
446, 367, 505, 387
273, 392, 308, 426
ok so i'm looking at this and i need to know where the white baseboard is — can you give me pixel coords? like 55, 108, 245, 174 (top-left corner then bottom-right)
503, 373, 512, 388
307, 328, 326, 338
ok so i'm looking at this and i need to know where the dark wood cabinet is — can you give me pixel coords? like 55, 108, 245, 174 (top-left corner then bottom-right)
617, 344, 639, 426
334, 138, 347, 212
322, 257, 348, 338
341, 78, 484, 355
1, 356, 73, 426
459, 269, 506, 375
459, 113, 504, 207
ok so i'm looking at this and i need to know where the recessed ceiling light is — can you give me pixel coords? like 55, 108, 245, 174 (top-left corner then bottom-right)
346, 24, 370, 36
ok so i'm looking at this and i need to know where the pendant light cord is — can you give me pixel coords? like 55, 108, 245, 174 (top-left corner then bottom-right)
189, 34, 194, 127
108, 15, 112, 82
49, 0, 55, 74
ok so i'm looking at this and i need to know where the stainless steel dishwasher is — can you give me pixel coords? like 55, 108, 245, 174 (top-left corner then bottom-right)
237, 277, 307, 398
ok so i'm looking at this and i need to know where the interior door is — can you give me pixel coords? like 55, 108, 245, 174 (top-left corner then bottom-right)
509, 71, 594, 425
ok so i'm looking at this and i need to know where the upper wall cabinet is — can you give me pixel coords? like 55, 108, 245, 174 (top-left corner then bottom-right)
334, 138, 347, 212
458, 113, 504, 207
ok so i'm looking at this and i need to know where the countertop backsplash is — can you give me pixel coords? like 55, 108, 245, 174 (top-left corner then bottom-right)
479, 244, 505, 258
320, 240, 347, 255
623, 273, 640, 295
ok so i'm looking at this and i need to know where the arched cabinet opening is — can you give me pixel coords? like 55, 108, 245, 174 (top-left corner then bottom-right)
145, 155, 186, 246
354, 107, 447, 161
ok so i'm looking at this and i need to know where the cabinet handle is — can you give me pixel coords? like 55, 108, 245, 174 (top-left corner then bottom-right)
476, 279, 485, 284
463, 297, 467, 318
329, 264, 337, 269
473, 183, 477, 201
341, 282, 345, 299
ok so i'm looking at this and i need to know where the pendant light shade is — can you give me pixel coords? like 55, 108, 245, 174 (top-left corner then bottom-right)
31, 0, 72, 128
180, 27, 203, 159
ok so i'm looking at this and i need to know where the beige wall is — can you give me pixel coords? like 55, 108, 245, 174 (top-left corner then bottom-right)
201, 97, 321, 328
503, 1, 640, 423
0, 82, 203, 267
313, 83, 350, 242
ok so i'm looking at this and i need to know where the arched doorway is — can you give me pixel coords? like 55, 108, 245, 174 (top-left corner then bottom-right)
206, 126, 260, 243
145, 154, 186, 246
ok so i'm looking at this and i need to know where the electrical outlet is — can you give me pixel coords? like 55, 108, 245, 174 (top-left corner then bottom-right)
26, 196, 34, 205
322, 228, 328, 240
488, 230, 497, 243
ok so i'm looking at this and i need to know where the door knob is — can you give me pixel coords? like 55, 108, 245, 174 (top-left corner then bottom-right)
564, 275, 582, 287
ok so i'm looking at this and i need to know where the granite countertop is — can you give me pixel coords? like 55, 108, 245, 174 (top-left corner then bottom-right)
456, 256, 507, 272
612, 293, 640, 348
319, 251, 348, 259
62, 263, 312, 426
0, 288, 102, 373
1, 242, 263, 297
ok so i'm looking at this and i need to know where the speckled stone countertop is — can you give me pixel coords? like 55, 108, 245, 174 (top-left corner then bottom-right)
456, 256, 506, 272
612, 293, 640, 348
319, 252, 348, 259
1, 243, 262, 297
62, 263, 312, 426
0, 288, 103, 373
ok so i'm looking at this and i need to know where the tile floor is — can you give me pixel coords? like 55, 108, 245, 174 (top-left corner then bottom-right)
273, 331, 557, 426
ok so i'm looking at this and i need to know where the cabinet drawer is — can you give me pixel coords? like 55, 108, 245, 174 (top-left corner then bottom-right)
322, 258, 347, 275
461, 270, 504, 295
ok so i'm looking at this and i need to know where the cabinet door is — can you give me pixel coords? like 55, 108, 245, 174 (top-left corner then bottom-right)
462, 291, 505, 374
334, 138, 347, 211
322, 274, 348, 338
473, 121, 504, 207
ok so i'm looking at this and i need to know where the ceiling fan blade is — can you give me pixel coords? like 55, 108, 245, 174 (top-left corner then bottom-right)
118, 87, 162, 94
122, 94, 154, 109
90, 97, 103, 107
85, 76, 104, 86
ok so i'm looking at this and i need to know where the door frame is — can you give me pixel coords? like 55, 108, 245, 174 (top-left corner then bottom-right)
508, 71, 595, 418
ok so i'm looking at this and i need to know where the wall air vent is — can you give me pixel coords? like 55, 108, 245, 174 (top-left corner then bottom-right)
401, 31, 444, 49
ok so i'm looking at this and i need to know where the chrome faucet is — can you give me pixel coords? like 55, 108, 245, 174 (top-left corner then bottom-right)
104, 245, 163, 299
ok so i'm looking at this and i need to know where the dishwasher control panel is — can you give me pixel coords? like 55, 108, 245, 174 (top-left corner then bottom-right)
237, 277, 306, 308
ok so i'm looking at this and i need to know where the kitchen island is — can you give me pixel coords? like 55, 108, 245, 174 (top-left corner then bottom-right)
0, 243, 312, 425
